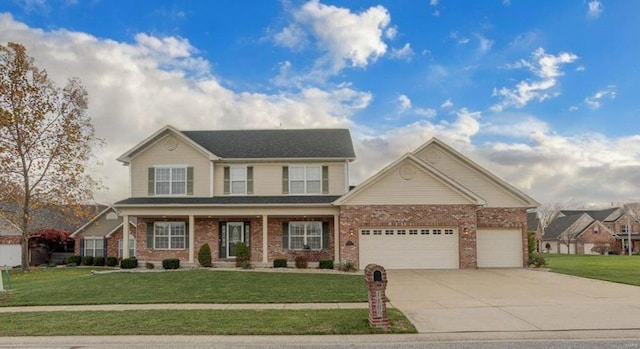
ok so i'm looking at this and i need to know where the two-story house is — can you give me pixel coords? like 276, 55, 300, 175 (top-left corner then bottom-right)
74, 125, 539, 269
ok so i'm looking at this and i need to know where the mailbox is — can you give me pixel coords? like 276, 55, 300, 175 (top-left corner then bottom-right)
364, 264, 390, 329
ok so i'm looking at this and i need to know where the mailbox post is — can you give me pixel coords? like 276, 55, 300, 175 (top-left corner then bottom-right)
364, 264, 390, 329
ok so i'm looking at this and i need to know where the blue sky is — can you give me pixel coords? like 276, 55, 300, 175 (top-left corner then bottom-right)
1, 0, 639, 207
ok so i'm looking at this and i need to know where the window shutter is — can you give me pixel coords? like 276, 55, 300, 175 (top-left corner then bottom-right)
282, 222, 289, 250
247, 167, 254, 194
219, 222, 227, 258
103, 237, 108, 257
187, 167, 194, 195
223, 167, 230, 195
322, 222, 330, 250
244, 221, 250, 247
148, 168, 155, 196
322, 166, 329, 194
146, 223, 154, 249
184, 221, 189, 250
79, 238, 85, 257
282, 166, 289, 194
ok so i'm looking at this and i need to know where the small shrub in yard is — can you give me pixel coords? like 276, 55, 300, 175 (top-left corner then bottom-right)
145, 262, 155, 270
235, 242, 250, 268
529, 253, 547, 268
319, 259, 334, 269
94, 256, 105, 266
339, 260, 357, 272
120, 257, 138, 269
294, 255, 308, 269
273, 259, 288, 268
106, 256, 118, 267
67, 255, 82, 265
162, 258, 180, 270
82, 256, 94, 266
198, 243, 212, 267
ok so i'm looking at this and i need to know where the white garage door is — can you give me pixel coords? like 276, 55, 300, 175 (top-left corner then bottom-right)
476, 229, 522, 268
359, 228, 459, 269
583, 243, 596, 255
0, 244, 21, 267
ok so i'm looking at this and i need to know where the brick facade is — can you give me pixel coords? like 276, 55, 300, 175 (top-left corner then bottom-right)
0, 235, 21, 244
575, 224, 617, 254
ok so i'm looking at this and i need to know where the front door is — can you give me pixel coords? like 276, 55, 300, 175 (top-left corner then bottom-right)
227, 222, 244, 258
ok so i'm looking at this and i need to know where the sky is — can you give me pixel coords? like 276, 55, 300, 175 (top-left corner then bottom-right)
1, 0, 639, 208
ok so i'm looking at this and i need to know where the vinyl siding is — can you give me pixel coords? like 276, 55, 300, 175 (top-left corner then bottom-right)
415, 144, 526, 207
76, 211, 123, 237
343, 160, 473, 205
130, 135, 211, 197
213, 162, 347, 196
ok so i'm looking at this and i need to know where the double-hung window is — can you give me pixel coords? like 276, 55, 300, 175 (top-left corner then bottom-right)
84, 237, 104, 257
118, 236, 136, 257
289, 166, 322, 194
224, 166, 253, 194
154, 222, 186, 249
289, 222, 322, 250
155, 167, 186, 195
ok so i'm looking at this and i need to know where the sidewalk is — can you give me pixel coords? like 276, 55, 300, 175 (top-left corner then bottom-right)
0, 302, 370, 313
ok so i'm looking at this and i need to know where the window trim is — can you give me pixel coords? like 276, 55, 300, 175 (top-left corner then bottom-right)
83, 236, 104, 257
288, 221, 323, 250
118, 236, 136, 258
230, 166, 248, 195
154, 166, 187, 196
288, 165, 322, 195
153, 222, 186, 250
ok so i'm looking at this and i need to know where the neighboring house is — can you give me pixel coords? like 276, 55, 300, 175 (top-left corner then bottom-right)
527, 212, 543, 252
71, 206, 138, 259
0, 217, 21, 267
542, 212, 617, 254
559, 208, 640, 254
111, 125, 538, 269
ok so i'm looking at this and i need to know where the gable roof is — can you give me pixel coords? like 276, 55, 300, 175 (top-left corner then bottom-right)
560, 207, 623, 222
413, 138, 539, 208
333, 153, 486, 206
118, 125, 356, 163
544, 213, 591, 240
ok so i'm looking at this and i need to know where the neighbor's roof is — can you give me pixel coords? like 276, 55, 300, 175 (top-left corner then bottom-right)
560, 207, 622, 222
544, 214, 589, 240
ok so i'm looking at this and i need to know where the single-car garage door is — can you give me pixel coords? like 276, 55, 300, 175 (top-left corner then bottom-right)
0, 244, 21, 267
359, 227, 459, 269
476, 228, 522, 268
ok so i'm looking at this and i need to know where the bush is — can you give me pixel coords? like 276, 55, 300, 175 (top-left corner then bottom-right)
67, 255, 82, 265
273, 259, 288, 268
235, 242, 250, 268
94, 256, 105, 266
198, 243, 212, 267
294, 255, 308, 269
120, 257, 138, 269
529, 253, 547, 268
145, 262, 155, 270
319, 259, 334, 270
106, 256, 118, 267
162, 258, 180, 270
82, 256, 94, 266
339, 260, 357, 272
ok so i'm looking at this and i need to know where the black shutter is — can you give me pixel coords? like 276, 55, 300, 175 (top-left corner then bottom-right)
322, 166, 329, 194
148, 168, 155, 196
282, 222, 289, 250
322, 222, 330, 250
103, 237, 108, 257
146, 223, 154, 249
282, 166, 289, 194
247, 167, 253, 194
219, 222, 227, 258
79, 238, 85, 257
186, 167, 194, 195
184, 221, 189, 250
223, 167, 230, 194
244, 221, 250, 247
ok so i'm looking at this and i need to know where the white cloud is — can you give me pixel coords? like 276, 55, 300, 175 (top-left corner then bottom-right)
569, 105, 579, 111
385, 26, 398, 40
440, 99, 454, 109
475, 34, 494, 54
585, 85, 616, 109
450, 32, 470, 44
414, 108, 437, 118
587, 1, 603, 18
389, 43, 414, 61
395, 94, 435, 118
430, 0, 439, 6
275, 0, 391, 73
576, 65, 586, 72
397, 94, 412, 113
492, 47, 578, 111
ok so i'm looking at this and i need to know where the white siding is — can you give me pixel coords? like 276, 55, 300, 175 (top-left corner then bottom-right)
415, 144, 526, 207
130, 135, 211, 197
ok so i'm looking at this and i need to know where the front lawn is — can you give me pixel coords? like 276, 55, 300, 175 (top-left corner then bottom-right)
0, 268, 367, 306
0, 309, 416, 336
545, 254, 640, 286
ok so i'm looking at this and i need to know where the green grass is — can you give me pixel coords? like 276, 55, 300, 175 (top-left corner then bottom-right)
0, 268, 367, 306
0, 309, 416, 336
545, 254, 640, 286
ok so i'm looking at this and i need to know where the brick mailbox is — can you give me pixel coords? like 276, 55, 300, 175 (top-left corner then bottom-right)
364, 263, 390, 329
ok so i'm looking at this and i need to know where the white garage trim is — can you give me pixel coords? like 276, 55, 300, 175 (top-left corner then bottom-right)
476, 228, 523, 268
359, 227, 459, 269
0, 244, 22, 267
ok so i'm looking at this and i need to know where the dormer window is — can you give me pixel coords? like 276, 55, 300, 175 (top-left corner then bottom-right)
148, 166, 193, 196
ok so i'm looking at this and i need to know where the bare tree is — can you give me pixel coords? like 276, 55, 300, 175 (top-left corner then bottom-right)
0, 42, 102, 271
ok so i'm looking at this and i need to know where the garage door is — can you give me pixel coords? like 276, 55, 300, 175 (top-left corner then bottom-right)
0, 244, 21, 267
476, 229, 522, 268
359, 228, 459, 269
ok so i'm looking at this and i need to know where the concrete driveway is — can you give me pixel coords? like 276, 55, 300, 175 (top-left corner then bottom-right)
386, 269, 640, 333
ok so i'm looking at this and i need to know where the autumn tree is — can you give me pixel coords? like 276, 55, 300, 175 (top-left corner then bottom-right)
0, 42, 101, 271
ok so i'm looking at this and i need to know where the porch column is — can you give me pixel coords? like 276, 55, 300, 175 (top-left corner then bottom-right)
188, 215, 195, 264
334, 214, 340, 264
122, 215, 130, 258
262, 215, 268, 264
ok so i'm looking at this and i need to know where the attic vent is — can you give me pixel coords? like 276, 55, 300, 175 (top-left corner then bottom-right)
106, 212, 118, 220
425, 149, 442, 164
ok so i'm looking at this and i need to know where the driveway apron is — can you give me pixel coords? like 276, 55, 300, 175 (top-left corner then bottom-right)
386, 269, 640, 333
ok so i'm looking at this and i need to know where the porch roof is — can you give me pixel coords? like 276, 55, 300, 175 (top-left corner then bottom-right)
114, 196, 342, 206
